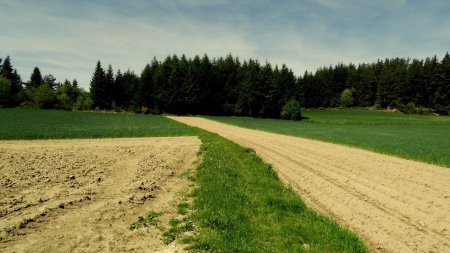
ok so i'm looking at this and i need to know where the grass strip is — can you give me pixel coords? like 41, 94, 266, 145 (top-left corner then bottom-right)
187, 131, 368, 252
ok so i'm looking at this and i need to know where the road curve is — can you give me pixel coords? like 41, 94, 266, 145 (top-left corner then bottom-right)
168, 116, 450, 253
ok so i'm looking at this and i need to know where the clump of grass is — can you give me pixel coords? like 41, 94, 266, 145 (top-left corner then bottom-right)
177, 202, 189, 215
163, 217, 195, 245
129, 210, 160, 230
179, 169, 196, 182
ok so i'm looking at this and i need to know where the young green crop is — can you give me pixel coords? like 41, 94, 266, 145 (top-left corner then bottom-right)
0, 108, 197, 139
207, 109, 450, 167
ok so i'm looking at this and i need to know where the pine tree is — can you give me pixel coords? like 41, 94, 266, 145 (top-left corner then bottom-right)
90, 61, 107, 109
0, 56, 22, 104
436, 52, 450, 114
0, 56, 13, 80
43, 74, 57, 90
29, 67, 43, 88
113, 69, 124, 108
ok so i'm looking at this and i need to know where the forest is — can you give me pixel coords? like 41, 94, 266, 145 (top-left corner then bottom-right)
1, 53, 449, 117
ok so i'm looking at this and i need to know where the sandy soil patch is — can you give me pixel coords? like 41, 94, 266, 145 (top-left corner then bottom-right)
169, 116, 450, 253
0, 137, 200, 253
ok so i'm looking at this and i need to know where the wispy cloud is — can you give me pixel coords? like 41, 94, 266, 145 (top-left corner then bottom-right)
0, 0, 449, 88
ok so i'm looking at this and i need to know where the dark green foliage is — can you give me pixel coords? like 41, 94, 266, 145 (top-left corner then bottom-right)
0, 56, 22, 105
0, 75, 11, 105
281, 99, 302, 120
89, 61, 109, 109
3, 51, 450, 115
26, 83, 57, 109
43, 74, 58, 90
56, 81, 81, 110
29, 67, 43, 88
298, 53, 450, 114
89, 55, 299, 118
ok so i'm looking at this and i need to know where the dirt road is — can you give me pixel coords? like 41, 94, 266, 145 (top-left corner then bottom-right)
169, 116, 450, 253
0, 137, 200, 253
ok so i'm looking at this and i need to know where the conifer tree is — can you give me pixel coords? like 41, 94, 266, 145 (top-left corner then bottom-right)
29, 67, 43, 88
90, 61, 107, 109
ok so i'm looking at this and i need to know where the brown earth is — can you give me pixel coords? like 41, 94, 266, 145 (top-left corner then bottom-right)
169, 116, 450, 253
0, 137, 201, 253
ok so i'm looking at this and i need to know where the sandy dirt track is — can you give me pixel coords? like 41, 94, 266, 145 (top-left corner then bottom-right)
0, 137, 200, 253
169, 116, 450, 253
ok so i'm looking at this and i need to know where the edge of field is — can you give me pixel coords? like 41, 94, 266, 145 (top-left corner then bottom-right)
0, 108, 369, 252
203, 110, 450, 168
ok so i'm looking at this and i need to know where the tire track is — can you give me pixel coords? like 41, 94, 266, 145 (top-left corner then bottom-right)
169, 116, 450, 253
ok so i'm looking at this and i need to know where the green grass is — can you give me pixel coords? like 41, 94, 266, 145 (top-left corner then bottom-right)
189, 136, 368, 252
0, 108, 197, 139
0, 108, 368, 252
207, 109, 450, 167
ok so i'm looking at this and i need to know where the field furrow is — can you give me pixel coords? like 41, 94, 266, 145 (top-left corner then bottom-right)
169, 116, 450, 253
0, 137, 200, 253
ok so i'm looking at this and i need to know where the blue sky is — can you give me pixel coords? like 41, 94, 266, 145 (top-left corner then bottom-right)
1, 0, 449, 88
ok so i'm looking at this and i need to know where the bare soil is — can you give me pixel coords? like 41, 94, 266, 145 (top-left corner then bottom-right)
0, 137, 201, 253
169, 116, 450, 253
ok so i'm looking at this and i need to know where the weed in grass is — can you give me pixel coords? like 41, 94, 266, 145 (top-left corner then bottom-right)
179, 169, 196, 182
177, 202, 189, 215
163, 216, 195, 245
130, 210, 160, 230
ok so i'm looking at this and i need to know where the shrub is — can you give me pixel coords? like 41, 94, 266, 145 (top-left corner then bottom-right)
74, 92, 93, 110
399, 102, 417, 114
340, 88, 354, 107
281, 99, 302, 120
27, 84, 57, 109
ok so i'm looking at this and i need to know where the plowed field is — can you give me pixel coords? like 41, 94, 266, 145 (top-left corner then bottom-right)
0, 137, 200, 253
169, 116, 450, 253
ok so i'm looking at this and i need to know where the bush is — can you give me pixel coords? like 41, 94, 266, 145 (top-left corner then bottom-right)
340, 88, 354, 107
74, 92, 93, 110
281, 99, 302, 120
27, 84, 57, 109
398, 102, 417, 114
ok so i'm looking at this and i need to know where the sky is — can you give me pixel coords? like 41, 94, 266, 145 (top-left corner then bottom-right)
1, 0, 449, 89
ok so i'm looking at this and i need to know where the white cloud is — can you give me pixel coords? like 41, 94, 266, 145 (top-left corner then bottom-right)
1, 0, 449, 89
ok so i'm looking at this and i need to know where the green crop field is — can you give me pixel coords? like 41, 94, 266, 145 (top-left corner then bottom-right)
0, 108, 197, 139
207, 109, 450, 167
0, 108, 368, 252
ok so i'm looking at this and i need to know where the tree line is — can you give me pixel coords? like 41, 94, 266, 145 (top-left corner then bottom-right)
90, 53, 450, 116
1, 52, 449, 117
90, 55, 301, 118
0, 56, 92, 110
300, 54, 450, 114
